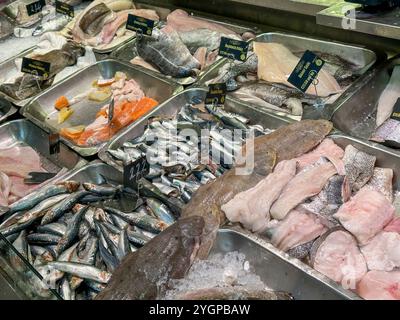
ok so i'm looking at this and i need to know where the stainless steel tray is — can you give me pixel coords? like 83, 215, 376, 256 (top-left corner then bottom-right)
110, 3, 259, 86
197, 31, 378, 120
21, 59, 183, 157
0, 118, 86, 172
0, 102, 17, 124
214, 229, 356, 300
331, 55, 400, 146
99, 87, 293, 171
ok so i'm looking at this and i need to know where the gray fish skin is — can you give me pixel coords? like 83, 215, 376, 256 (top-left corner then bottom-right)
47, 261, 111, 284
126, 229, 150, 248
55, 205, 88, 256
110, 214, 128, 230
85, 280, 106, 293
82, 183, 122, 196
205, 105, 248, 130
27, 233, 61, 245
0, 14, 14, 40
58, 242, 79, 262
287, 240, 314, 260
98, 240, 118, 272
101, 221, 122, 235
79, 2, 110, 33
95, 216, 218, 300
4, 181, 80, 215
116, 228, 130, 262
146, 198, 176, 225
32, 14, 70, 36
78, 221, 90, 239
343, 145, 376, 197
8, 231, 28, 272
60, 278, 75, 300
104, 207, 168, 234
97, 223, 119, 259
137, 28, 201, 78
37, 222, 67, 237
77, 235, 98, 266
41, 191, 90, 225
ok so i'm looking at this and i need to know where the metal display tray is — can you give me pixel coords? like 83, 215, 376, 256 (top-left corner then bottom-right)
197, 31, 378, 120
110, 3, 259, 86
0, 118, 86, 173
98, 87, 293, 171
21, 59, 183, 157
331, 55, 400, 146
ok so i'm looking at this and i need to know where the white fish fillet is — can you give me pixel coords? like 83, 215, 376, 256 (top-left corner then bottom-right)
254, 42, 342, 97
334, 187, 395, 245
222, 160, 297, 233
376, 65, 400, 127
357, 270, 400, 300
270, 161, 337, 220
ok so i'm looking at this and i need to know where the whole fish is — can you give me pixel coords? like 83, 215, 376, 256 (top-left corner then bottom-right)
41, 190, 90, 225
96, 215, 218, 300
2, 181, 80, 216
58, 242, 80, 262
137, 28, 201, 78
116, 228, 130, 262
37, 222, 67, 237
97, 223, 119, 259
126, 229, 151, 248
8, 230, 28, 272
104, 207, 168, 234
27, 233, 61, 245
98, 240, 118, 272
60, 278, 75, 300
32, 15, 70, 36
47, 261, 111, 284
82, 183, 122, 196
146, 198, 176, 225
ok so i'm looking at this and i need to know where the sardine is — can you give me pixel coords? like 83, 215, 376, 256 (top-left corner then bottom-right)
37, 222, 67, 237
47, 261, 111, 284
146, 198, 176, 225
60, 278, 75, 300
27, 233, 61, 245
116, 228, 130, 262
82, 183, 122, 196
126, 229, 150, 248
98, 240, 118, 272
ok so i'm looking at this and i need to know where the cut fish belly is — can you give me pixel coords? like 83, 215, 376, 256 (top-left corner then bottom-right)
270, 209, 327, 252
253, 42, 342, 97
376, 65, 400, 127
333, 187, 394, 245
311, 229, 367, 286
294, 138, 344, 172
361, 232, 400, 272
270, 160, 337, 220
342, 145, 376, 196
357, 271, 400, 300
222, 159, 297, 233
365, 167, 393, 202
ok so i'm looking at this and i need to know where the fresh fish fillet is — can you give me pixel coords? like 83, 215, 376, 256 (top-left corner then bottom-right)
385, 217, 400, 233
222, 159, 297, 233
365, 168, 393, 202
361, 232, 400, 272
253, 42, 342, 97
130, 56, 160, 73
376, 65, 400, 127
294, 138, 344, 171
334, 188, 395, 245
371, 118, 400, 144
357, 271, 400, 300
193, 47, 208, 70
182, 120, 334, 225
342, 145, 376, 195
312, 229, 367, 286
270, 160, 337, 220
166, 9, 238, 35
0, 146, 43, 177
9, 176, 39, 198
270, 209, 327, 252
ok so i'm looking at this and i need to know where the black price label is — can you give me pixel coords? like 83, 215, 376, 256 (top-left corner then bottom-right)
126, 14, 155, 36
26, 0, 46, 16
21, 57, 51, 78
56, 0, 74, 18
390, 98, 400, 121
218, 37, 249, 62
288, 50, 325, 93
205, 83, 227, 107
49, 133, 60, 155
123, 156, 150, 188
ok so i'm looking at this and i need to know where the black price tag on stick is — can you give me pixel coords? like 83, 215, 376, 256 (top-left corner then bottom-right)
56, 0, 74, 18
49, 133, 60, 155
288, 50, 325, 93
21, 57, 50, 78
123, 156, 150, 188
390, 98, 400, 121
126, 14, 155, 36
26, 0, 46, 16
218, 37, 249, 62
205, 83, 227, 107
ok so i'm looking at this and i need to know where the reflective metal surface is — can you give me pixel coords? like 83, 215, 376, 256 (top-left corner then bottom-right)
198, 31, 378, 121
99, 87, 293, 171
0, 119, 86, 172
331, 55, 400, 147
22, 59, 183, 157
0, 97, 17, 123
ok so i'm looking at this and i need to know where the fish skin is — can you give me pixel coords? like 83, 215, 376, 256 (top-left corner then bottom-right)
116, 228, 130, 262
137, 27, 201, 78
342, 145, 376, 196
146, 198, 176, 225
126, 229, 150, 248
79, 2, 111, 33
32, 15, 70, 36
37, 222, 67, 237
182, 120, 333, 225
27, 233, 61, 245
98, 240, 118, 272
95, 215, 218, 300
4, 181, 80, 215
82, 183, 122, 196
0, 14, 14, 40
41, 191, 90, 225
47, 261, 111, 284
97, 222, 120, 259
60, 278, 75, 300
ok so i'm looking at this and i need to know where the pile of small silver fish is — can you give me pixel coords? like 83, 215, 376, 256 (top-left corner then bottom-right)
108, 103, 272, 205
0, 179, 181, 300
